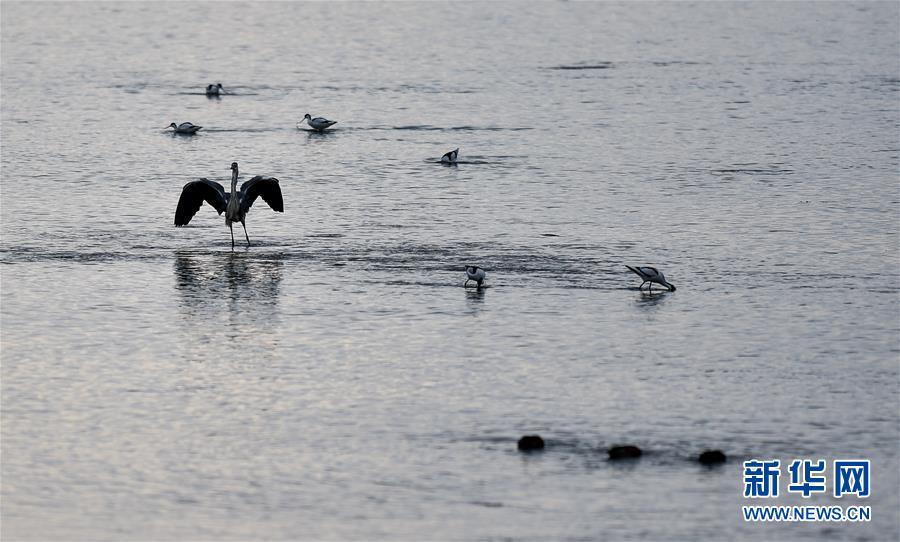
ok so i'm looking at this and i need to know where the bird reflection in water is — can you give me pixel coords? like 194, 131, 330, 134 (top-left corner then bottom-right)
174, 251, 284, 325
465, 286, 486, 316
635, 289, 670, 308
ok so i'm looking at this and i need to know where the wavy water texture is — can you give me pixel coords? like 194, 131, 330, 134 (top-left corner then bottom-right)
2, 2, 899, 541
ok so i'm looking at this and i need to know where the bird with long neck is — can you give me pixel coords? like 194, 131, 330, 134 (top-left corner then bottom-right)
174, 162, 283, 249
226, 162, 248, 248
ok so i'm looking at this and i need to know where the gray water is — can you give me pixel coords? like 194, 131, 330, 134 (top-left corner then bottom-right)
2, 2, 899, 541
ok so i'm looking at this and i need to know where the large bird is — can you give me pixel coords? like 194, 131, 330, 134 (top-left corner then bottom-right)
626, 265, 676, 292
174, 162, 284, 249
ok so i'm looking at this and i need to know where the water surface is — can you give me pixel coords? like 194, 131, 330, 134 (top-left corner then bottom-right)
2, 2, 898, 540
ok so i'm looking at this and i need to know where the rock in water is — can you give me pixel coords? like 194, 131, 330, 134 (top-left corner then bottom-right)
698, 450, 727, 465
517, 435, 545, 451
608, 445, 642, 460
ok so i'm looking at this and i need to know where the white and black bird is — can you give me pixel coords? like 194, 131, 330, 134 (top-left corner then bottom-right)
175, 162, 284, 249
441, 148, 459, 163
301, 113, 337, 131
626, 265, 676, 292
205, 83, 225, 96
464, 265, 486, 288
167, 122, 202, 134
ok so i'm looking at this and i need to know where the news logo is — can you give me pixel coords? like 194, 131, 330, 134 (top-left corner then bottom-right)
743, 459, 781, 498
787, 459, 826, 498
833, 460, 870, 498
742, 458, 871, 522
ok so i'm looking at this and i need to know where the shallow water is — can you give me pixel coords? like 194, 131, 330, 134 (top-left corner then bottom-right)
2, 2, 899, 541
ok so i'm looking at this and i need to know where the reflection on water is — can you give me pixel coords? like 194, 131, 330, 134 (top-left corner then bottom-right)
465, 287, 486, 315
174, 251, 284, 322
634, 290, 672, 308
305, 129, 336, 138
172, 251, 286, 362
465, 288, 486, 301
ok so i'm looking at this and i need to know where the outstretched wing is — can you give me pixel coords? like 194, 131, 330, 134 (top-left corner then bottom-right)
174, 178, 227, 226
240, 176, 284, 214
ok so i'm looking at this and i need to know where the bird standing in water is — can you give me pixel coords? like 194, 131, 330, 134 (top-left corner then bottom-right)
626, 265, 676, 292
301, 113, 337, 131
175, 162, 284, 249
465, 265, 486, 288
441, 148, 459, 163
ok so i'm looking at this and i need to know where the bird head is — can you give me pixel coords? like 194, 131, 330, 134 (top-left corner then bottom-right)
230, 162, 239, 171
304, 113, 311, 120
168, 122, 177, 129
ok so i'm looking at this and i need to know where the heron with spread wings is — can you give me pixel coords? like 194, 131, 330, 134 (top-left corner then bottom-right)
174, 162, 284, 249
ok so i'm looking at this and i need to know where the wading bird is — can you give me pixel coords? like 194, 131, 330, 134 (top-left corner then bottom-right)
301, 113, 337, 131
206, 83, 225, 96
626, 265, 676, 292
167, 122, 202, 134
465, 265, 486, 288
441, 148, 459, 163
175, 162, 284, 249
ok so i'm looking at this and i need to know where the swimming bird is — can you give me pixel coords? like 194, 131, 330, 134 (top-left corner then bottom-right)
205, 83, 224, 96
167, 122, 202, 134
441, 148, 459, 163
465, 265, 486, 288
302, 113, 337, 131
174, 162, 284, 249
626, 265, 676, 292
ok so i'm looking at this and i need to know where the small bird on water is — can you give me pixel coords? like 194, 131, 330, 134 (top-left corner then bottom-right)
626, 265, 676, 292
465, 265, 486, 288
301, 113, 337, 131
174, 162, 284, 249
167, 122, 202, 134
205, 83, 225, 96
441, 148, 459, 163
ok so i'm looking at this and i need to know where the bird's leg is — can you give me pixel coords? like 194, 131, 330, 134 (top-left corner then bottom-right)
464, 279, 470, 288
241, 220, 250, 246
229, 223, 235, 250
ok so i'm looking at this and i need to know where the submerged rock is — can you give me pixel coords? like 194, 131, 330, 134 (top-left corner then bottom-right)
517, 435, 545, 451
608, 445, 642, 460
698, 450, 727, 465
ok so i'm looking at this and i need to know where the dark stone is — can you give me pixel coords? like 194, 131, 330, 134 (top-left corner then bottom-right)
698, 450, 727, 465
517, 435, 545, 451
608, 445, 642, 460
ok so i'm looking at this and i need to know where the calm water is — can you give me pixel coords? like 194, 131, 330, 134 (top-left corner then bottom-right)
2, 2, 898, 540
